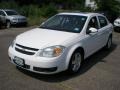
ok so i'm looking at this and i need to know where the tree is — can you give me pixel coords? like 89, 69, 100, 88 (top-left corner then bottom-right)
95, 0, 120, 22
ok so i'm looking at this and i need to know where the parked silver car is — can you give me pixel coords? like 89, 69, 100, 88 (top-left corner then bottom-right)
0, 9, 27, 28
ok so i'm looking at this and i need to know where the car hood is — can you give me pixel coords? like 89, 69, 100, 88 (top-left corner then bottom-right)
7, 15, 26, 19
16, 28, 77, 49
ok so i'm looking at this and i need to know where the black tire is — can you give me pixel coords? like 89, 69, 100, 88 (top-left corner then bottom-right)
105, 35, 112, 50
6, 21, 11, 28
68, 49, 83, 74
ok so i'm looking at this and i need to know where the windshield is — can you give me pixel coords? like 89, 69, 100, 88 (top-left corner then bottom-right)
5, 10, 19, 16
40, 15, 87, 33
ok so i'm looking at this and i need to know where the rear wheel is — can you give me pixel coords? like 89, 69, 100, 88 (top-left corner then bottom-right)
68, 50, 83, 74
105, 36, 112, 49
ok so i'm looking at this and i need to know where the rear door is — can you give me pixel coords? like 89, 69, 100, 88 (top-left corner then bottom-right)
97, 16, 111, 47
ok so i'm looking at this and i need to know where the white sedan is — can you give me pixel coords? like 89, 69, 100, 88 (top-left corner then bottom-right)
8, 12, 113, 74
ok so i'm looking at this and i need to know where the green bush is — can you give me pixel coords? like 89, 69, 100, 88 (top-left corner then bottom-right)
28, 16, 46, 26
41, 4, 58, 17
0, 1, 18, 10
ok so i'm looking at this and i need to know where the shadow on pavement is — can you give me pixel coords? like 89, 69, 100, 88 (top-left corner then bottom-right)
114, 28, 120, 33
17, 43, 117, 82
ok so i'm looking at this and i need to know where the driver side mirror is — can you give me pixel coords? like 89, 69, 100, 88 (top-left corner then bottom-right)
87, 27, 98, 34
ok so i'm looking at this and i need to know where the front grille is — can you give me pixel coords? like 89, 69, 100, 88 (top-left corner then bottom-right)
18, 18, 26, 22
15, 48, 35, 55
15, 44, 39, 55
16, 44, 38, 51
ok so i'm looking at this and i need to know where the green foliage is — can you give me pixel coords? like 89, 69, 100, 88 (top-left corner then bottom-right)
0, 1, 18, 9
0, 1, 58, 26
41, 4, 58, 17
97, 0, 120, 13
28, 17, 46, 26
95, 0, 120, 20
98, 0, 120, 12
19, 5, 41, 17
2, 0, 120, 24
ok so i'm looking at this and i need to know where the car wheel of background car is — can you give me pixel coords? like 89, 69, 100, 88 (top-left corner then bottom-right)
68, 50, 83, 74
105, 35, 112, 49
6, 21, 11, 28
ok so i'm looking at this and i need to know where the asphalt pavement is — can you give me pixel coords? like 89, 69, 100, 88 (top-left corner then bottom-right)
0, 27, 120, 90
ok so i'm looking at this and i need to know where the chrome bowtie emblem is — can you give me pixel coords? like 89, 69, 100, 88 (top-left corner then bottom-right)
21, 48, 26, 51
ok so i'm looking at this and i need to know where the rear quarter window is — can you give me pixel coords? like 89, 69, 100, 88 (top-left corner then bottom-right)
98, 16, 108, 28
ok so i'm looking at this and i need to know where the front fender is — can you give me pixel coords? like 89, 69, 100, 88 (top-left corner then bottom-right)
65, 43, 84, 70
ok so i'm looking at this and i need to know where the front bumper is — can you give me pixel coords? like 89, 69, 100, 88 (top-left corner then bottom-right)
8, 46, 67, 74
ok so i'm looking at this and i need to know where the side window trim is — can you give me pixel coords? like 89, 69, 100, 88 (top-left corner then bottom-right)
97, 16, 101, 29
3, 11, 6, 16
94, 16, 99, 29
105, 16, 109, 24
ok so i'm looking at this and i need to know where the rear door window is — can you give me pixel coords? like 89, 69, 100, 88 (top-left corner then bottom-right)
98, 16, 108, 28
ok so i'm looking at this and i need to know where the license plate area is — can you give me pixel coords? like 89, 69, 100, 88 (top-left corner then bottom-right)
13, 56, 25, 67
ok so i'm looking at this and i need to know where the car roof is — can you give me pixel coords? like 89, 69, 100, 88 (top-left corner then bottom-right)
58, 12, 103, 17
0, 9, 16, 11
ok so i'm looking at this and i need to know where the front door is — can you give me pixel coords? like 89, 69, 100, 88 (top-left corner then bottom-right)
83, 16, 100, 58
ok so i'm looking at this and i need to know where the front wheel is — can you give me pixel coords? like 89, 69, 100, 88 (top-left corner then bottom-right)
6, 21, 11, 28
68, 50, 83, 74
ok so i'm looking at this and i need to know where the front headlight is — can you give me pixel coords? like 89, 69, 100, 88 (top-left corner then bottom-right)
39, 45, 65, 57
